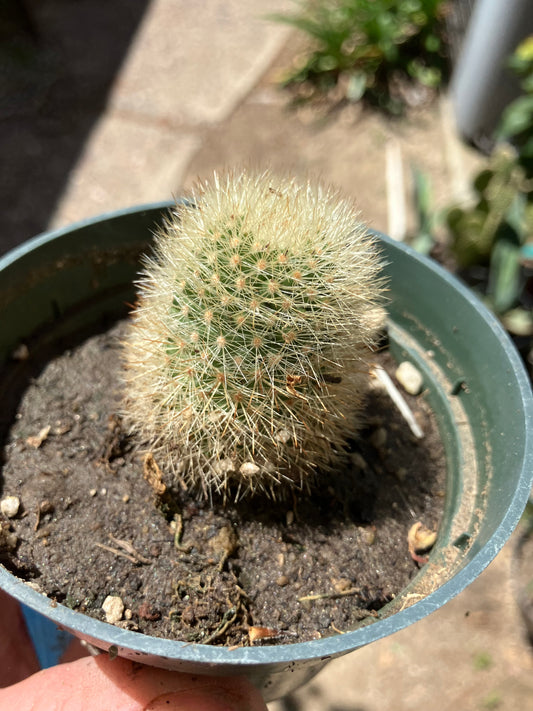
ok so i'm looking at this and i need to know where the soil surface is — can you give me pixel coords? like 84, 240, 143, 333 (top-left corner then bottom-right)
0, 320, 445, 647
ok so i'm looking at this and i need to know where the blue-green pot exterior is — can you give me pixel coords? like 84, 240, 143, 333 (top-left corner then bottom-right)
1, 203, 531, 701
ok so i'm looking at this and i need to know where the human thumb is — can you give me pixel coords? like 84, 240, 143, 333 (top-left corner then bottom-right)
0, 654, 268, 711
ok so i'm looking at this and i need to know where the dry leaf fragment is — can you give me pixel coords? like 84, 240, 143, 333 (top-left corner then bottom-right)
0, 522, 18, 552
332, 578, 352, 593
408, 521, 437, 565
108, 533, 152, 565
208, 525, 239, 570
248, 626, 280, 643
26, 425, 51, 448
143, 452, 166, 496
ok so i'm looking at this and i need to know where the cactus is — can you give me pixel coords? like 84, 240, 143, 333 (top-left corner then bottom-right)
122, 171, 384, 499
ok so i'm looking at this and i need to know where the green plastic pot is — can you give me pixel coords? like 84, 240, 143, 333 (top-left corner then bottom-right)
1, 203, 532, 702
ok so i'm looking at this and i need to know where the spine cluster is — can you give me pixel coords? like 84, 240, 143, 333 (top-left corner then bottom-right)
122, 171, 384, 498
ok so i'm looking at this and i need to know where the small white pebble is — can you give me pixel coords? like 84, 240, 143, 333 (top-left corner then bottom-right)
100, 488, 107, 496
124, 608, 133, 620
1, 496, 20, 518
89, 489, 97, 497
102, 595, 124, 624
395, 361, 424, 396
122, 494, 130, 503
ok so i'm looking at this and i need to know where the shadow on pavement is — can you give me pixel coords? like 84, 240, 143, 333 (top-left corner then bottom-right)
276, 691, 367, 711
0, 0, 151, 255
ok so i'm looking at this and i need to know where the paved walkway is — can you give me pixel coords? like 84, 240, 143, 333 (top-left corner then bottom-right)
46, 0, 480, 240
49, 0, 293, 230
2, 2, 532, 709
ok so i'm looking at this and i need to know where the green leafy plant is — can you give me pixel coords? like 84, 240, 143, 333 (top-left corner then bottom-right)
270, 0, 450, 113
497, 36, 533, 174
446, 36, 533, 334
407, 165, 441, 255
122, 171, 384, 499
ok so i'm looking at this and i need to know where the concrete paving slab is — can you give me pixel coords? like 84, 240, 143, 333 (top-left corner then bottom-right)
184, 94, 482, 239
49, 111, 200, 229
269, 537, 533, 711
109, 0, 292, 126
0, 0, 152, 253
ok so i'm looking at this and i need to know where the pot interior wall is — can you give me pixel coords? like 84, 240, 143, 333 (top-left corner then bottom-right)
382, 239, 531, 558
0, 204, 531, 700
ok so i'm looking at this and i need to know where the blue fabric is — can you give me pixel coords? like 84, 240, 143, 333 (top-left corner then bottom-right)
20, 604, 74, 669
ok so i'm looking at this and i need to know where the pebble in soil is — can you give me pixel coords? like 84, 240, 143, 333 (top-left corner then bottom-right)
0, 322, 446, 646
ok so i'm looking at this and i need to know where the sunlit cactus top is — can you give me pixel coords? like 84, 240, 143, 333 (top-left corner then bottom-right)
122, 170, 384, 499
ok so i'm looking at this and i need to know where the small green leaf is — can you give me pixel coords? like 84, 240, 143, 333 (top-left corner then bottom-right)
447, 207, 493, 266
489, 233, 522, 313
521, 243, 533, 260
345, 71, 367, 101
410, 231, 435, 255
498, 95, 533, 141
502, 307, 533, 336
473, 169, 495, 196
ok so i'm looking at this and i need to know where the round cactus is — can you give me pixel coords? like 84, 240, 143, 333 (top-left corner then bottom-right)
122, 171, 384, 499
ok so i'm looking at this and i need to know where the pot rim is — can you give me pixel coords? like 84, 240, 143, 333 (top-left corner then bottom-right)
1, 201, 532, 667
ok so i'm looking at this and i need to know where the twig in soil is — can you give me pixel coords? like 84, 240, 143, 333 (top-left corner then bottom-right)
172, 513, 190, 552
94, 542, 139, 565
107, 534, 152, 564
202, 605, 240, 645
26, 425, 51, 449
372, 365, 424, 438
174, 513, 183, 545
394, 484, 417, 519
234, 584, 250, 600
94, 536, 152, 566
298, 587, 361, 603
33, 500, 54, 532
330, 623, 346, 635
143, 452, 167, 497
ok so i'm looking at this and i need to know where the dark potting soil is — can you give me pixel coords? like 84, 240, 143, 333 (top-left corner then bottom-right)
0, 322, 446, 647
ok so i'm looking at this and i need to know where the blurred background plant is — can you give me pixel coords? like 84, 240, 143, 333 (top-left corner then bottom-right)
445, 35, 533, 352
406, 35, 533, 376
270, 0, 451, 114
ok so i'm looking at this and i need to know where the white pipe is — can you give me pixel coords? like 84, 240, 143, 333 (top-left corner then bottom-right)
451, 0, 533, 146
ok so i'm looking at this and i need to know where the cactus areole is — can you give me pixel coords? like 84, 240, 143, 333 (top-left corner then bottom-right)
122, 172, 384, 498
